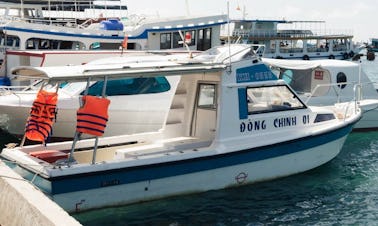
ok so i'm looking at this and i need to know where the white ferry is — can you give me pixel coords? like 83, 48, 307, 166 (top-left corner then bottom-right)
0, 0, 226, 85
222, 19, 358, 60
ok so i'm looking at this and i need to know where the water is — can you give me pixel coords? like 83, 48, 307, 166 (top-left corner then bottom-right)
2, 56, 378, 225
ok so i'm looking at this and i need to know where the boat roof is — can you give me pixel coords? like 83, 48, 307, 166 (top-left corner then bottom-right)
262, 58, 359, 70
0, 0, 127, 10
0, 0, 115, 4
231, 19, 326, 24
11, 44, 259, 82
11, 61, 226, 82
12, 44, 262, 82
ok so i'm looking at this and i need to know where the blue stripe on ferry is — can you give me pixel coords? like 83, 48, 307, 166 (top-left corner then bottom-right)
134, 21, 227, 39
49, 123, 353, 195
3, 21, 226, 40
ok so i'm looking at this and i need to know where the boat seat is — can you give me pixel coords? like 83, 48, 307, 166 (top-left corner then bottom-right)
29, 150, 69, 164
114, 143, 172, 159
114, 137, 212, 159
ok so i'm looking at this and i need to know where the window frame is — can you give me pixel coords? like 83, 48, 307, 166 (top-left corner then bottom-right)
197, 83, 217, 110
246, 84, 306, 115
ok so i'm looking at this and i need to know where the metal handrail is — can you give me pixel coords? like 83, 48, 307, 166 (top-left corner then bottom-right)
305, 82, 362, 104
304, 81, 378, 116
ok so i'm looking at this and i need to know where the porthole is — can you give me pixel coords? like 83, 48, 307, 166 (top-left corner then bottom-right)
336, 72, 347, 89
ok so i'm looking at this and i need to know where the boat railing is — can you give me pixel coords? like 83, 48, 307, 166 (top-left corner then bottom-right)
231, 29, 353, 39
0, 15, 79, 28
303, 81, 372, 120
304, 81, 377, 111
0, 85, 35, 104
304, 82, 352, 104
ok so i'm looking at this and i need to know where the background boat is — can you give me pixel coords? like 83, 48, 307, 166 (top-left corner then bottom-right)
221, 19, 360, 60
262, 57, 378, 130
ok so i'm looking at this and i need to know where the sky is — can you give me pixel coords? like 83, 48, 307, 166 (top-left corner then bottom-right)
122, 0, 377, 43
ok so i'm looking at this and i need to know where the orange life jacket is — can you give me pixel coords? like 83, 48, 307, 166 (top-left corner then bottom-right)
76, 95, 110, 136
25, 89, 58, 142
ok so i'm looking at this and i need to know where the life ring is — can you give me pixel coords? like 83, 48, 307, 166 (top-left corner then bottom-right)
329, 55, 335, 59
303, 55, 310, 60
343, 52, 349, 59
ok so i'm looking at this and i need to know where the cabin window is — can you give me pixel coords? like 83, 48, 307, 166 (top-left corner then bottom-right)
160, 33, 172, 49
81, 77, 171, 96
172, 32, 183, 48
25, 38, 80, 50
90, 42, 120, 50
4, 36, 19, 47
197, 84, 216, 109
246, 85, 305, 114
336, 72, 347, 89
60, 41, 74, 49
172, 30, 196, 48
197, 28, 212, 51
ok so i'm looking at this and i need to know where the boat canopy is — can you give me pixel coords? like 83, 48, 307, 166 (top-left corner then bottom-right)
11, 62, 226, 82
262, 58, 357, 70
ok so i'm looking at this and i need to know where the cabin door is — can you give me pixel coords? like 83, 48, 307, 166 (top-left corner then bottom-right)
192, 83, 217, 140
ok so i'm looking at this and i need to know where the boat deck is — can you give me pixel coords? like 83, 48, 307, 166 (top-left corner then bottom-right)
71, 136, 212, 164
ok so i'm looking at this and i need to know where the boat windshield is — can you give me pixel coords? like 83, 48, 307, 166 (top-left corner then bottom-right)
246, 85, 306, 114
23, 77, 171, 96
61, 82, 88, 94
80, 77, 171, 96
194, 44, 256, 63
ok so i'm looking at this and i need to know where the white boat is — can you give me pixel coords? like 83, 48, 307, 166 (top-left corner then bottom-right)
222, 19, 359, 60
0, 1, 226, 54
262, 58, 378, 130
0, 1, 226, 84
0, 52, 188, 139
0, 44, 361, 212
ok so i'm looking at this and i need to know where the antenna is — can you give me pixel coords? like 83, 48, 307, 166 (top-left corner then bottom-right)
185, 0, 190, 16
178, 30, 193, 58
227, 1, 232, 71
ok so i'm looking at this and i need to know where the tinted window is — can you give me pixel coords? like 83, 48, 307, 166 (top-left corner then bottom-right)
160, 33, 172, 49
82, 77, 171, 96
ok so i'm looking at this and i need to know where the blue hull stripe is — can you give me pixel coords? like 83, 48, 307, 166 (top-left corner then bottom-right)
4, 26, 124, 40
49, 123, 354, 195
3, 21, 226, 40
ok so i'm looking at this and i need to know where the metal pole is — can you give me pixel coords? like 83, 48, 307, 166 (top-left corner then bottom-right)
92, 76, 108, 164
68, 77, 91, 164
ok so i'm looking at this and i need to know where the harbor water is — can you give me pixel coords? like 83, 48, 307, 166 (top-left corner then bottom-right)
1, 56, 378, 225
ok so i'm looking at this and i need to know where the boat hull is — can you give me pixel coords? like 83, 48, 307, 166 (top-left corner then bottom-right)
32, 123, 353, 212
354, 108, 378, 130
